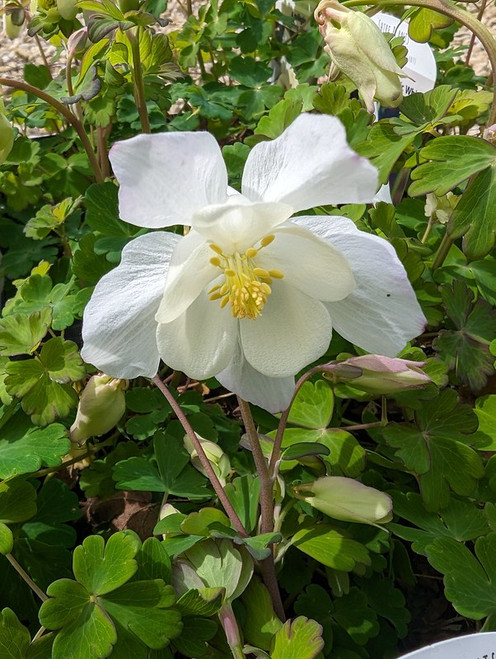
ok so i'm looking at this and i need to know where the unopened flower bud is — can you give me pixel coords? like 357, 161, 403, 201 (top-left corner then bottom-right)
70, 374, 126, 445
323, 355, 431, 394
57, 0, 78, 20
160, 502, 181, 520
184, 435, 230, 487
158, 503, 181, 540
118, 0, 140, 13
483, 124, 496, 144
314, 0, 406, 112
0, 99, 14, 165
67, 27, 88, 58
293, 476, 392, 526
4, 9, 24, 38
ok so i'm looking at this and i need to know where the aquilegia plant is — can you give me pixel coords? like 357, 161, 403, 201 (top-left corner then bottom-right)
82, 113, 426, 411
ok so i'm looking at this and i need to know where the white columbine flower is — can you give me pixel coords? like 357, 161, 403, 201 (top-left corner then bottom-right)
81, 113, 426, 412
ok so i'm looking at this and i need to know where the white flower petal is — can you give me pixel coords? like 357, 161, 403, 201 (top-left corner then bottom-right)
155, 231, 217, 324
217, 343, 295, 412
257, 223, 355, 302
191, 199, 293, 252
109, 132, 228, 229
81, 232, 180, 378
156, 294, 238, 380
241, 113, 378, 211
294, 215, 427, 355
240, 282, 333, 377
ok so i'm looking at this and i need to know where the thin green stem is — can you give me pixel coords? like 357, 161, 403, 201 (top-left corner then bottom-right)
268, 366, 321, 479
0, 77, 104, 183
6, 553, 48, 602
420, 216, 435, 244
129, 28, 151, 134
34, 34, 50, 70
331, 420, 385, 432
344, 0, 496, 126
152, 375, 248, 537
431, 231, 454, 271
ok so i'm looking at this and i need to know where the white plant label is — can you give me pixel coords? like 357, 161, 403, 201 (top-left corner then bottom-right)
397, 632, 496, 659
371, 11, 438, 94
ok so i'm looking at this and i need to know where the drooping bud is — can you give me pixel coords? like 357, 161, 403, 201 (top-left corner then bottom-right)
184, 435, 231, 487
117, 0, 140, 13
314, 0, 406, 112
57, 0, 78, 20
4, 7, 24, 39
293, 476, 393, 526
483, 123, 496, 144
70, 374, 126, 445
0, 97, 14, 165
322, 355, 431, 394
67, 27, 89, 58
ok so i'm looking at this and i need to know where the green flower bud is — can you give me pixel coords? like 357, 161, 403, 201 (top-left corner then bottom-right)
315, 0, 406, 112
0, 100, 14, 165
70, 374, 126, 445
184, 435, 231, 487
323, 355, 431, 394
294, 476, 393, 527
117, 0, 140, 13
57, 0, 78, 20
4, 11, 23, 38
45, 6, 61, 21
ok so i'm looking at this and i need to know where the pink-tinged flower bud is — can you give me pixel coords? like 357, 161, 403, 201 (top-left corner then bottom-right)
323, 355, 431, 394
184, 435, 231, 487
483, 124, 496, 144
0, 98, 14, 165
293, 476, 393, 526
70, 374, 126, 445
314, 0, 406, 112
67, 27, 88, 58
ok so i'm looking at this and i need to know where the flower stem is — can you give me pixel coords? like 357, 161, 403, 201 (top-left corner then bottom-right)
258, 557, 286, 621
343, 0, 496, 126
236, 397, 286, 621
431, 231, 454, 271
6, 553, 48, 602
0, 77, 104, 184
34, 34, 51, 70
152, 375, 248, 537
129, 28, 151, 134
32, 626, 46, 642
218, 603, 245, 659
268, 366, 321, 479
237, 398, 273, 534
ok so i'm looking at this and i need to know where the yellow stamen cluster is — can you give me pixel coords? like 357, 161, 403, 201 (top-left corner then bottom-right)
208, 234, 284, 319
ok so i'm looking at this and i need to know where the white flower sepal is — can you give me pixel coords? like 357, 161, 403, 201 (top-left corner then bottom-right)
81, 113, 426, 413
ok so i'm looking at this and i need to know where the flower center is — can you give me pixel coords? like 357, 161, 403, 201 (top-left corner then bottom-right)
207, 234, 284, 319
